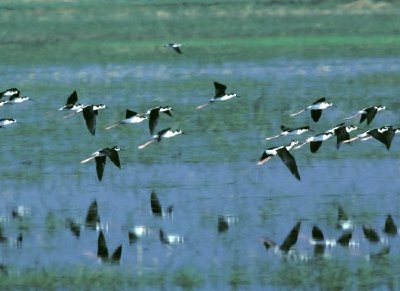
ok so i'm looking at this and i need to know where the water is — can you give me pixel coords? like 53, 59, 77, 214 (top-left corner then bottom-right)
1, 57, 400, 289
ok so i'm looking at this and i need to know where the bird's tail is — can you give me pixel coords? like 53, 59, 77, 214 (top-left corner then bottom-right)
265, 134, 281, 141
293, 141, 308, 150
80, 156, 95, 164
290, 109, 305, 117
196, 103, 209, 110
344, 113, 360, 120
138, 140, 156, 150
105, 123, 120, 130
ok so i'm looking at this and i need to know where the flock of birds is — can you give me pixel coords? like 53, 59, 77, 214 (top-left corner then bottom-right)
263, 206, 398, 261
1, 43, 399, 266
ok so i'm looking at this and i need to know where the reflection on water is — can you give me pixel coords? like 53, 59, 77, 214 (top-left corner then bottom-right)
1, 57, 400, 288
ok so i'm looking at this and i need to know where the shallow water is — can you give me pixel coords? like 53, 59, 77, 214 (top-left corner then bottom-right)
1, 57, 400, 289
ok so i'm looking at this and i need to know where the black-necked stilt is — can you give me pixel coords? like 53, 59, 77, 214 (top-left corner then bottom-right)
336, 232, 352, 246
82, 104, 107, 135
81, 146, 121, 181
85, 200, 100, 230
295, 131, 334, 153
197, 81, 239, 109
105, 109, 148, 130
164, 43, 182, 54
146, 106, 173, 135
337, 206, 353, 231
150, 191, 173, 218
343, 125, 396, 150
383, 214, 397, 235
362, 225, 380, 243
58, 90, 85, 114
0, 88, 20, 99
0, 118, 17, 128
65, 218, 81, 238
291, 97, 334, 122
7, 94, 32, 104
97, 230, 122, 264
323, 123, 358, 149
138, 128, 185, 149
263, 221, 301, 253
344, 105, 387, 125
265, 125, 310, 141
257, 140, 301, 181
159, 228, 184, 245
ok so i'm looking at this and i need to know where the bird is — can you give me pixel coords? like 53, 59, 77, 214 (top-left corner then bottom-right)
265, 125, 310, 141
197, 81, 239, 109
383, 214, 397, 236
262, 221, 301, 253
159, 229, 184, 245
146, 106, 173, 135
343, 125, 396, 150
0, 118, 17, 128
257, 140, 301, 181
294, 131, 334, 153
65, 218, 81, 238
138, 128, 185, 149
58, 90, 85, 115
336, 232, 353, 246
329, 123, 358, 149
164, 43, 182, 54
0, 88, 20, 100
82, 104, 107, 135
362, 225, 380, 243
85, 200, 100, 230
344, 105, 387, 125
336, 206, 353, 230
290, 97, 334, 122
97, 230, 122, 264
80, 146, 121, 181
105, 109, 148, 130
7, 94, 32, 104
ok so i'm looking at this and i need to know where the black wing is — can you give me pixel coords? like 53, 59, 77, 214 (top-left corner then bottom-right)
105, 148, 121, 169
313, 97, 326, 104
173, 47, 182, 54
310, 109, 322, 122
384, 214, 398, 235
97, 230, 109, 260
66, 90, 78, 106
150, 191, 162, 216
126, 109, 137, 119
163, 110, 173, 117
85, 200, 100, 229
334, 127, 350, 149
213, 81, 227, 97
310, 141, 323, 153
337, 232, 352, 246
149, 107, 160, 135
280, 124, 291, 132
83, 106, 96, 135
110, 245, 122, 263
362, 107, 377, 124
277, 148, 301, 180
95, 156, 106, 181
368, 128, 395, 150
312, 225, 324, 241
218, 216, 229, 233
156, 127, 171, 142
279, 221, 301, 252
362, 225, 380, 243
65, 218, 80, 238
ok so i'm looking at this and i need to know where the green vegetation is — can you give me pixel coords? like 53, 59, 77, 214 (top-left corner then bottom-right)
1, 0, 400, 65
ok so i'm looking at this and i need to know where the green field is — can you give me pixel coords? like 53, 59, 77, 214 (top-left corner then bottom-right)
1, 0, 400, 65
